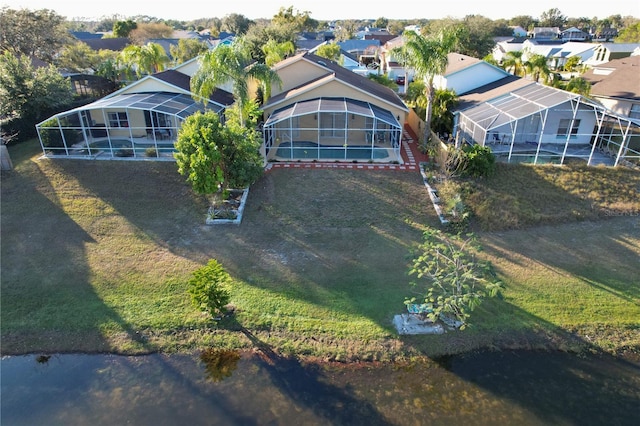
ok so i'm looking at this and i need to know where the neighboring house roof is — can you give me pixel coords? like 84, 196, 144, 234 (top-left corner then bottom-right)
444, 53, 482, 75
596, 43, 640, 53
364, 34, 396, 45
171, 30, 208, 40
455, 74, 533, 111
299, 32, 320, 40
340, 49, 359, 64
296, 39, 326, 52
104, 69, 234, 107
457, 82, 581, 132
582, 56, 640, 101
265, 52, 407, 112
70, 31, 104, 40
382, 36, 404, 51
83, 38, 130, 51
531, 27, 561, 38
337, 39, 380, 53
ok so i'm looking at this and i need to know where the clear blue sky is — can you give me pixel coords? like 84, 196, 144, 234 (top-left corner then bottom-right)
1, 0, 639, 22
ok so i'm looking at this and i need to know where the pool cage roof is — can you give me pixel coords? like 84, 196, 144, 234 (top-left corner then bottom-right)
264, 97, 401, 128
457, 84, 583, 132
39, 92, 224, 125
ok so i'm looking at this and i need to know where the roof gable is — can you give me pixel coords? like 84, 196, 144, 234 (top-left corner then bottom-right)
444, 53, 482, 75
106, 69, 234, 107
266, 52, 407, 112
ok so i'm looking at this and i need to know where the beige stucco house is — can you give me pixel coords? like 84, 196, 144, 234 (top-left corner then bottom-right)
261, 52, 408, 163
36, 65, 233, 159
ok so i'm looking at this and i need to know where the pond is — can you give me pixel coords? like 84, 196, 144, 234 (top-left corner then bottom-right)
2, 350, 639, 425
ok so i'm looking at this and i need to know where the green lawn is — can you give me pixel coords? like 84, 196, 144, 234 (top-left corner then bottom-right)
1, 139, 639, 361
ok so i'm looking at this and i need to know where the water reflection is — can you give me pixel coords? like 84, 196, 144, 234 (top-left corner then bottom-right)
200, 349, 240, 383
1, 350, 639, 426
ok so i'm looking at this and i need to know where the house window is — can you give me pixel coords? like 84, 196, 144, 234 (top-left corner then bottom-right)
108, 112, 128, 128
629, 104, 640, 120
557, 118, 580, 137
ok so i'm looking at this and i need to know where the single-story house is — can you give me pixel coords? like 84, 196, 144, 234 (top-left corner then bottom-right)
429, 52, 640, 167
261, 52, 409, 163
36, 66, 234, 159
453, 77, 640, 167
561, 27, 590, 42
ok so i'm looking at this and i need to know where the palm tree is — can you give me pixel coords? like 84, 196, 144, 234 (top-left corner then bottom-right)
431, 88, 459, 136
119, 42, 169, 79
191, 39, 281, 125
139, 42, 170, 74
565, 77, 591, 96
261, 39, 295, 67
393, 28, 462, 143
502, 50, 525, 77
524, 54, 551, 84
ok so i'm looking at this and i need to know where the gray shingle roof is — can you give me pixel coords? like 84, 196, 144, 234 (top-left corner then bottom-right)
582, 56, 640, 100
153, 70, 235, 106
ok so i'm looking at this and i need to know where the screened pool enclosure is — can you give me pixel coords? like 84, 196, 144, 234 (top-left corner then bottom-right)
36, 92, 225, 159
263, 97, 403, 163
454, 84, 640, 167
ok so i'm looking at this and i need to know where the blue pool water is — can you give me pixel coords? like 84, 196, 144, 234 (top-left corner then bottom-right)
275, 141, 389, 160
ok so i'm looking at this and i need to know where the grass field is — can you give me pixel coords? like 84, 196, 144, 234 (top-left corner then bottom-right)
1, 139, 639, 361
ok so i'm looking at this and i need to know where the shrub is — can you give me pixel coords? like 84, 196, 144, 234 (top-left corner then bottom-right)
460, 144, 496, 178
145, 147, 158, 157
188, 259, 232, 320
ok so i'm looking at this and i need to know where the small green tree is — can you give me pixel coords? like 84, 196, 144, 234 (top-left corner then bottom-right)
170, 38, 210, 65
188, 259, 232, 319
113, 20, 137, 38
315, 42, 342, 63
174, 106, 263, 208
407, 230, 502, 329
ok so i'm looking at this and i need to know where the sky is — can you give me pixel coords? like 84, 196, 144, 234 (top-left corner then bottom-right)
1, 0, 639, 22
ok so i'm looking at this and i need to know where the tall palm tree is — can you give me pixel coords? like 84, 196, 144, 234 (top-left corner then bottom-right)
191, 39, 281, 125
393, 28, 462, 143
139, 42, 170, 74
524, 54, 551, 84
502, 50, 525, 77
119, 42, 169, 78
261, 39, 295, 67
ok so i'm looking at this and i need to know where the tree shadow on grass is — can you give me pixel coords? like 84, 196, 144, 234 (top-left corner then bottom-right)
1, 156, 155, 355
480, 217, 640, 308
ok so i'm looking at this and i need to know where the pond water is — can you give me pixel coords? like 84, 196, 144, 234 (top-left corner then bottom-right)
2, 350, 639, 426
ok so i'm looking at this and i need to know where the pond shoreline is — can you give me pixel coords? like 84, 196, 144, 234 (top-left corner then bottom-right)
3, 326, 638, 365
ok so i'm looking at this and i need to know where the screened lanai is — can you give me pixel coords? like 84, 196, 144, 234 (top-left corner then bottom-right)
36, 92, 226, 159
263, 97, 403, 163
454, 84, 640, 167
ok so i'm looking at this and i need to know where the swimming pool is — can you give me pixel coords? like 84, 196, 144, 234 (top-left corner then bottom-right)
274, 141, 390, 160
87, 139, 176, 156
